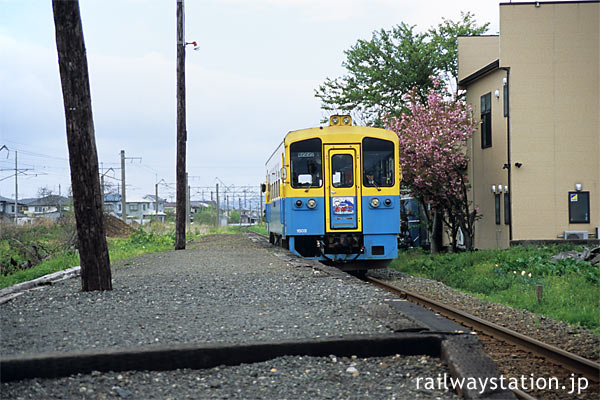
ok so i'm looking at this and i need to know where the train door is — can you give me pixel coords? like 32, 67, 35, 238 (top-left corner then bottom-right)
323, 144, 362, 232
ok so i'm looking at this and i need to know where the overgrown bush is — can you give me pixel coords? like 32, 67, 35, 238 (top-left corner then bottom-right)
0, 218, 75, 276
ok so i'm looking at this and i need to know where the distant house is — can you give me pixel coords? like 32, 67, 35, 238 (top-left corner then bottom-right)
24, 195, 70, 220
240, 209, 260, 224
0, 196, 27, 223
164, 201, 216, 215
190, 200, 216, 215
143, 194, 166, 223
103, 193, 123, 217
124, 197, 154, 224
144, 194, 166, 213
164, 202, 176, 213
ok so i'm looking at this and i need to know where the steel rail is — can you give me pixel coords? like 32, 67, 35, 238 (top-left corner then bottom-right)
368, 277, 600, 383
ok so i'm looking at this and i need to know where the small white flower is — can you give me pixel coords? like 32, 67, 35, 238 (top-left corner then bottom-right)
521, 271, 526, 276
528, 273, 532, 278
513, 271, 517, 274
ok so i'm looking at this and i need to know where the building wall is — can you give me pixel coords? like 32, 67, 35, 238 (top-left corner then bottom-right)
458, 36, 499, 81
466, 69, 511, 249
500, 2, 599, 241
460, 1, 599, 248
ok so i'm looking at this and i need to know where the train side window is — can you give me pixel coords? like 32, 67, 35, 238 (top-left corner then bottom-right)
363, 138, 394, 187
290, 138, 322, 189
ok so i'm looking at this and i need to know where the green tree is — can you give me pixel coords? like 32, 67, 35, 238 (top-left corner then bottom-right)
315, 13, 489, 125
315, 23, 433, 126
428, 11, 490, 95
228, 210, 241, 224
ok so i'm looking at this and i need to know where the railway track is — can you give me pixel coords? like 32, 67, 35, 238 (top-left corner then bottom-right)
367, 276, 600, 399
252, 230, 599, 398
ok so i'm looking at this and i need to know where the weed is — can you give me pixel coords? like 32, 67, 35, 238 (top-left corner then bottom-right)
390, 245, 599, 331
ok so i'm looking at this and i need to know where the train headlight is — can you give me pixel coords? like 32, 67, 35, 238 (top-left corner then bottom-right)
295, 200, 303, 207
342, 116, 351, 125
370, 198, 380, 208
331, 116, 339, 125
384, 198, 392, 206
307, 199, 317, 209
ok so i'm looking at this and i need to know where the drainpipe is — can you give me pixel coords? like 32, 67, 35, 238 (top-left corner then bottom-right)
500, 67, 512, 242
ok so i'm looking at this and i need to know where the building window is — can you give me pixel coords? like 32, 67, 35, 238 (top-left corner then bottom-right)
129, 204, 138, 212
568, 192, 590, 223
481, 93, 492, 148
495, 193, 501, 225
504, 193, 510, 225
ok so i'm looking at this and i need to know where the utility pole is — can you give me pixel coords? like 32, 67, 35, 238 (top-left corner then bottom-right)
120, 150, 126, 222
14, 151, 17, 224
185, 173, 190, 232
215, 183, 219, 227
259, 184, 263, 223
175, 0, 187, 249
155, 182, 159, 216
53, 0, 111, 291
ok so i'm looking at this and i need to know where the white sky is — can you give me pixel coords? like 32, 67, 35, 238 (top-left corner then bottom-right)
0, 0, 501, 202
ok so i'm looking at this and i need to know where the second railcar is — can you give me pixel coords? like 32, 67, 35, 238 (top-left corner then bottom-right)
263, 115, 401, 271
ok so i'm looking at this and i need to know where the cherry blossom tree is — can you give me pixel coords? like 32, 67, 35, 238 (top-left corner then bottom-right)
386, 80, 479, 251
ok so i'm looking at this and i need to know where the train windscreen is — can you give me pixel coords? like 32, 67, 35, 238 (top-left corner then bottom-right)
290, 138, 323, 188
363, 138, 394, 187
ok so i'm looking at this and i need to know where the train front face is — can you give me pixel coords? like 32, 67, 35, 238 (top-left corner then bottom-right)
284, 116, 401, 270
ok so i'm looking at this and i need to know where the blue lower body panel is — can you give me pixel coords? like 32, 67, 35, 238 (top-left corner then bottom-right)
268, 195, 400, 268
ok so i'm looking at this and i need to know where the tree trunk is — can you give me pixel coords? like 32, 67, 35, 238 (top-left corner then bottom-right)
430, 210, 443, 254
52, 0, 112, 291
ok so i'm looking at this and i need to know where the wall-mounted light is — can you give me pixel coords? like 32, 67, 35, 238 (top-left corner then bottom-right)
494, 89, 500, 99
575, 183, 582, 191
502, 77, 507, 86
504, 186, 509, 193
497, 184, 503, 193
491, 185, 496, 193
515, 162, 523, 168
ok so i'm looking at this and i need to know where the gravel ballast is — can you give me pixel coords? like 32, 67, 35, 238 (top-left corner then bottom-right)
368, 268, 600, 363
1, 234, 459, 399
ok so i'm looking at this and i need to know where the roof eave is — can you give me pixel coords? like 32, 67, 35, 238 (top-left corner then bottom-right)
458, 59, 500, 88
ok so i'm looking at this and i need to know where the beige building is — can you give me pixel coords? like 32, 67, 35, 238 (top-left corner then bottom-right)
458, 1, 599, 248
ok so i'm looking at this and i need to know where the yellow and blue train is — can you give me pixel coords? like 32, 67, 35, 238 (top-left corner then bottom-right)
263, 115, 401, 272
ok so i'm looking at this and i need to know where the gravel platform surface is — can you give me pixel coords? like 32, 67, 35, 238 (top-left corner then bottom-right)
1, 234, 399, 356
1, 233, 458, 399
2, 354, 458, 399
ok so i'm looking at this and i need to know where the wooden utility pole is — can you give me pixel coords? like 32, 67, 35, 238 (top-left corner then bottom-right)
52, 0, 112, 291
155, 182, 159, 216
175, 0, 187, 249
185, 173, 190, 232
215, 183, 220, 227
14, 151, 17, 224
120, 150, 126, 222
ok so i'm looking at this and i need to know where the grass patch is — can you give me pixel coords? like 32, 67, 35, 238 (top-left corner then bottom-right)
0, 224, 234, 289
229, 224, 267, 236
390, 245, 600, 332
